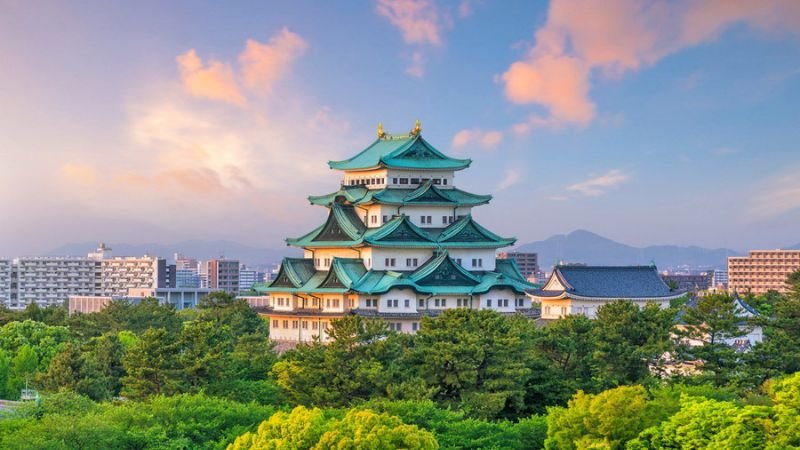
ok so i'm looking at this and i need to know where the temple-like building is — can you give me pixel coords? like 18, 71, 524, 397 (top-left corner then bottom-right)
529, 265, 686, 320
255, 122, 537, 342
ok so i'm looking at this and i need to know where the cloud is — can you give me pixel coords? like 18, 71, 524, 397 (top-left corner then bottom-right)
177, 50, 246, 106
376, 0, 442, 46
177, 27, 306, 106
405, 51, 426, 77
748, 173, 800, 219
565, 169, 629, 197
451, 128, 503, 150
496, 168, 522, 191
501, 0, 800, 127
59, 163, 97, 185
239, 27, 307, 95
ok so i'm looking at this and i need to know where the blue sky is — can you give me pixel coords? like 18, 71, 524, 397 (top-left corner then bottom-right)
1, 0, 799, 255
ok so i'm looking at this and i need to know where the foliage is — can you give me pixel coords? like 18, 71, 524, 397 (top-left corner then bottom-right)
227, 405, 439, 450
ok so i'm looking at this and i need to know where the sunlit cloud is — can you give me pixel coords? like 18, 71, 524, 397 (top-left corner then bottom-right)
177, 50, 246, 106
565, 169, 630, 197
59, 163, 97, 185
748, 172, 800, 219
239, 27, 308, 95
376, 0, 442, 46
451, 128, 503, 150
501, 0, 800, 128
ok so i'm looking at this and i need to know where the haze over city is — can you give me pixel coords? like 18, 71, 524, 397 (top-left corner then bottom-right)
2, 0, 800, 256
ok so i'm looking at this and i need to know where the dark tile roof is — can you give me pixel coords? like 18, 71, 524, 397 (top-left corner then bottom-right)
531, 265, 683, 298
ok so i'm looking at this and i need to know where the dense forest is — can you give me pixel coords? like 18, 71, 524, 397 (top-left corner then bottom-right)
0, 272, 798, 449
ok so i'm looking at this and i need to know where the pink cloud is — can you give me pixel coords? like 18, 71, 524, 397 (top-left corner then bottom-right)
502, 0, 800, 127
451, 128, 503, 150
59, 163, 97, 184
239, 27, 308, 95
376, 0, 442, 46
177, 50, 246, 106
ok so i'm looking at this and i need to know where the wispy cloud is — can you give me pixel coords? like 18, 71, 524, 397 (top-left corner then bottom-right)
748, 172, 800, 219
565, 169, 630, 197
502, 0, 800, 129
376, 0, 442, 46
451, 128, 503, 150
496, 168, 522, 191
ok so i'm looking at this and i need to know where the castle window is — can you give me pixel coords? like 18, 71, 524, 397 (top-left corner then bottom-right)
272, 320, 278, 328
487, 299, 492, 307
412, 322, 418, 331
383, 215, 388, 223
443, 179, 448, 185
418, 298, 425, 308
399, 178, 409, 184
410, 178, 420, 184
404, 299, 410, 308
393, 178, 398, 184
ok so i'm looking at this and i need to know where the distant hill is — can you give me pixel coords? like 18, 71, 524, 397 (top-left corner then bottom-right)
44, 240, 300, 267
516, 230, 740, 271
791, 243, 800, 250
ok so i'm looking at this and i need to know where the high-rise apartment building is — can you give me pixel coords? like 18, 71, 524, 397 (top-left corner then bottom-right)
89, 246, 170, 297
205, 259, 240, 294
497, 252, 539, 279
9, 257, 97, 308
728, 250, 800, 294
0, 259, 12, 305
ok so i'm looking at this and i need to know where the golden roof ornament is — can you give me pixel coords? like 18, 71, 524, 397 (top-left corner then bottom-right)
410, 119, 421, 136
377, 122, 386, 139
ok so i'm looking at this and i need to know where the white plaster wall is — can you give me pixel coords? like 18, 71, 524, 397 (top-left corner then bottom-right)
378, 288, 418, 313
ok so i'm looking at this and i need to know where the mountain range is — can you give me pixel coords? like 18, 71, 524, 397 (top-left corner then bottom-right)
515, 230, 742, 271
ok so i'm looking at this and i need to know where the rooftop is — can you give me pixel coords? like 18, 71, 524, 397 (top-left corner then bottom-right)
530, 265, 684, 299
328, 125, 471, 171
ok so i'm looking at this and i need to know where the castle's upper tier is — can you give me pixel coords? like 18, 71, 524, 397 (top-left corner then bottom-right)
328, 131, 471, 172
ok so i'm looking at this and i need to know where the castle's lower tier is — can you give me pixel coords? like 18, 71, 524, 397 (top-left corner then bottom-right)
259, 306, 540, 342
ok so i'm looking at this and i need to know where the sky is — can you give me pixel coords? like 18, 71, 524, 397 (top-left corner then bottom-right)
1, 0, 800, 256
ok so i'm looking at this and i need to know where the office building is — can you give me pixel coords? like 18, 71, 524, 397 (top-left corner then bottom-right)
497, 251, 539, 279
205, 259, 240, 294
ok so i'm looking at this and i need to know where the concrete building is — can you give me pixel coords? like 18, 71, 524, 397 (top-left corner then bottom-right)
497, 251, 539, 280
0, 259, 11, 305
712, 270, 728, 290
175, 252, 201, 288
257, 123, 537, 343
528, 265, 686, 320
68, 295, 115, 314
10, 257, 97, 308
205, 259, 240, 294
728, 250, 800, 294
239, 265, 263, 293
93, 254, 169, 297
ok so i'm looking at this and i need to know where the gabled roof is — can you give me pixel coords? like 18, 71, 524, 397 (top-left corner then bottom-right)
288, 211, 514, 249
494, 258, 529, 283
269, 258, 317, 289
438, 215, 515, 246
328, 135, 471, 171
258, 254, 538, 296
529, 265, 685, 299
308, 183, 491, 207
410, 250, 482, 287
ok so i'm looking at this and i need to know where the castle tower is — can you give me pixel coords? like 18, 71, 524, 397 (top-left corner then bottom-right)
257, 123, 536, 342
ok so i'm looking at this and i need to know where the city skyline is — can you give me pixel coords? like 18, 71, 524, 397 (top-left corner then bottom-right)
2, 0, 800, 256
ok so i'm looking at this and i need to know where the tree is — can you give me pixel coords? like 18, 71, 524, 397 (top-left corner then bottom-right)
592, 301, 675, 387
228, 406, 439, 450
0, 319, 71, 370
272, 315, 400, 407
544, 385, 657, 450
121, 328, 181, 399
408, 309, 535, 419
528, 315, 598, 408
678, 293, 747, 386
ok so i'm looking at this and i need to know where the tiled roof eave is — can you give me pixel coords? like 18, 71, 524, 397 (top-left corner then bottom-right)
565, 292, 687, 301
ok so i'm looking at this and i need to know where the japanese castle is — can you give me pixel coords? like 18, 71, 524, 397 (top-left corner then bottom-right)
256, 121, 537, 342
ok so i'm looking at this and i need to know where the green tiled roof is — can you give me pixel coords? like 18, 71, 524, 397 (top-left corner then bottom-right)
328, 135, 471, 171
286, 209, 515, 249
257, 253, 538, 295
308, 182, 491, 207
